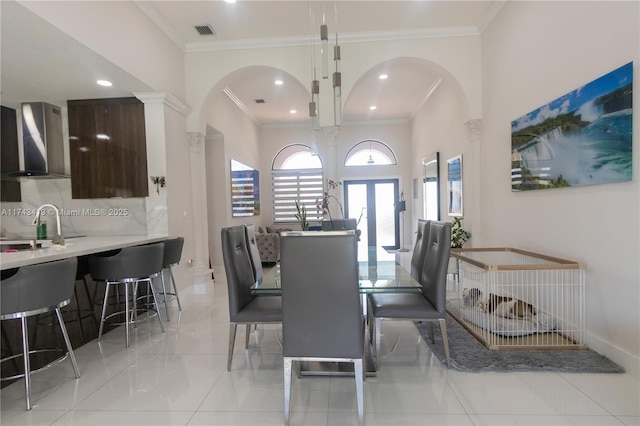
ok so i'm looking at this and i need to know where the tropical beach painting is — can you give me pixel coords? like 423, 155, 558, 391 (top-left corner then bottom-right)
511, 62, 633, 191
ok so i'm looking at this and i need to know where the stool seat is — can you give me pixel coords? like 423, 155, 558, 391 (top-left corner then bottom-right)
0, 258, 81, 410
89, 243, 165, 347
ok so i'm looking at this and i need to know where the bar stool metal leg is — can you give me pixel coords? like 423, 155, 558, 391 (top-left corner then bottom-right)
170, 269, 183, 311
21, 317, 32, 411
55, 308, 80, 378
98, 282, 111, 342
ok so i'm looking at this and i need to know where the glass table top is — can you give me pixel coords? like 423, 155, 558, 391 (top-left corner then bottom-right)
251, 246, 422, 295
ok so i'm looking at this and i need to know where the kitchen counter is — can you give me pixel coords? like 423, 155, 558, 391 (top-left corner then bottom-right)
0, 234, 169, 270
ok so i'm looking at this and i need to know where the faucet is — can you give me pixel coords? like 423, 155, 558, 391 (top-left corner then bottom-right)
33, 203, 65, 246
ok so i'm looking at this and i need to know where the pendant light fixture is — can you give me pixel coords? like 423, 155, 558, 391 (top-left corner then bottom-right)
309, 3, 342, 129
333, 36, 341, 126
367, 141, 375, 164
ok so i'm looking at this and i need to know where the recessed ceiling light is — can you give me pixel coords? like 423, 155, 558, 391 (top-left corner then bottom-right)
369, 106, 377, 110
224, 0, 236, 3
275, 80, 284, 86
96, 80, 112, 87
290, 109, 297, 114
378, 74, 388, 80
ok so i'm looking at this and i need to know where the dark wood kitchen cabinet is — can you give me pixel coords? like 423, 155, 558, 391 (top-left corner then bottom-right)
1, 106, 22, 201
68, 97, 149, 199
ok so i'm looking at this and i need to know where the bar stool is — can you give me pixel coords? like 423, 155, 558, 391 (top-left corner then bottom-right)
89, 243, 165, 347
0, 258, 81, 410
159, 237, 184, 321
36, 255, 96, 343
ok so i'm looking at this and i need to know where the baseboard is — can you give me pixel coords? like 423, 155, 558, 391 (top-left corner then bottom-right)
586, 332, 639, 378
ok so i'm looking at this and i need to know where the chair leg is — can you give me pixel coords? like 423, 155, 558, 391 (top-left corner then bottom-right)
283, 357, 293, 426
124, 282, 131, 347
427, 321, 435, 343
354, 358, 364, 426
169, 269, 182, 311
374, 317, 382, 371
20, 317, 32, 410
160, 269, 171, 321
438, 318, 451, 369
245, 324, 252, 349
146, 277, 165, 333
55, 308, 80, 378
97, 282, 111, 342
227, 324, 237, 371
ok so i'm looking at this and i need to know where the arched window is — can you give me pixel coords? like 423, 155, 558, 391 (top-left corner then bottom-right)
272, 144, 324, 223
344, 140, 397, 166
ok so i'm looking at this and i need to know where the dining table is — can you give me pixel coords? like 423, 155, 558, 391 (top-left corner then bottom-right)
251, 245, 422, 376
251, 245, 422, 296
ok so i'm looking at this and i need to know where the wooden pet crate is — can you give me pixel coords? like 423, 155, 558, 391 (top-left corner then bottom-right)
447, 248, 586, 350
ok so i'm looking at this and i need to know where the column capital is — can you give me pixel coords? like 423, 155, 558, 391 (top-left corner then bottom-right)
465, 119, 482, 144
188, 132, 205, 151
133, 92, 192, 117
322, 126, 340, 142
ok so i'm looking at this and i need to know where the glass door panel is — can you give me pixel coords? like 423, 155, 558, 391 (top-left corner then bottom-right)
345, 179, 399, 250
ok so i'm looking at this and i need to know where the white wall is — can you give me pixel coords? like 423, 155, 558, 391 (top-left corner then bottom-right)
410, 82, 471, 233
21, 1, 186, 98
481, 1, 639, 374
205, 92, 261, 268
185, 36, 482, 134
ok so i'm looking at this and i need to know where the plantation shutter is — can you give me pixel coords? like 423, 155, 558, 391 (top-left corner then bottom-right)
272, 169, 324, 223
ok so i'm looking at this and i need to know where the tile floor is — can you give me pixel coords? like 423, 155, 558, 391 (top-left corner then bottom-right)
1, 268, 639, 426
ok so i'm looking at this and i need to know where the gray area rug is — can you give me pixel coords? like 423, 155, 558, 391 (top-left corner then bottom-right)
415, 315, 624, 373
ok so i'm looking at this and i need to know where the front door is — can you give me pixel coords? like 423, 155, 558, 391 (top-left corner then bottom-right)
344, 179, 400, 250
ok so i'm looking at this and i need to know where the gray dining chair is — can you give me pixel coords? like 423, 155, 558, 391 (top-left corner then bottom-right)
368, 221, 452, 370
410, 219, 431, 281
280, 231, 364, 426
244, 224, 263, 283
221, 226, 282, 371
0, 258, 81, 410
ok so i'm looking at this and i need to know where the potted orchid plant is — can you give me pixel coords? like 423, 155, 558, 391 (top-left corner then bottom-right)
316, 179, 363, 240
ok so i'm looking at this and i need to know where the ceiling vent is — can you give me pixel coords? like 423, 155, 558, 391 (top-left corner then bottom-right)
254, 99, 266, 104
194, 24, 215, 36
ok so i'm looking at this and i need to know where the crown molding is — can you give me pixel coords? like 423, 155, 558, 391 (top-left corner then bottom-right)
133, 92, 192, 117
185, 26, 480, 53
135, 1, 186, 50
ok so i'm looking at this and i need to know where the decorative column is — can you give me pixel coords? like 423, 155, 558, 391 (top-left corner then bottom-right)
322, 126, 341, 218
133, 92, 184, 236
465, 118, 482, 246
188, 132, 213, 283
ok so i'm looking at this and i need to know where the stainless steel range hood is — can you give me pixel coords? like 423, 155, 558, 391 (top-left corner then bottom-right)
6, 102, 69, 179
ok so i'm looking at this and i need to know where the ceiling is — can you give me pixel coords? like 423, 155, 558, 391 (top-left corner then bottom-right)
1, 1, 503, 126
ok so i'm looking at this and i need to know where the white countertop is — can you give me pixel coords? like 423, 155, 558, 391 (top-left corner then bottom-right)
0, 235, 169, 269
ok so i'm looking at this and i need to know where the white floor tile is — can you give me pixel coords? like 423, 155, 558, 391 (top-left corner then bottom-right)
446, 370, 612, 416
2, 271, 639, 426
51, 410, 195, 425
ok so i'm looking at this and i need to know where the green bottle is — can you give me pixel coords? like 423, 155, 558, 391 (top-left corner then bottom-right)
36, 222, 47, 239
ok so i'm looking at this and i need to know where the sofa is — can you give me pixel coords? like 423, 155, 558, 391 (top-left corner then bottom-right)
255, 226, 291, 264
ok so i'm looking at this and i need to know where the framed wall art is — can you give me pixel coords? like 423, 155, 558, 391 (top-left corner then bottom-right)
447, 154, 463, 217
422, 152, 440, 221
230, 159, 260, 217
511, 61, 633, 191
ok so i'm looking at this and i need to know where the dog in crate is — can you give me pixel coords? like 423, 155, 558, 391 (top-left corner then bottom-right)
462, 287, 484, 307
487, 293, 537, 320
463, 288, 537, 320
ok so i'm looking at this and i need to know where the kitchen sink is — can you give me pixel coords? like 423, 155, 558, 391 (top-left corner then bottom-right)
1, 243, 44, 252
